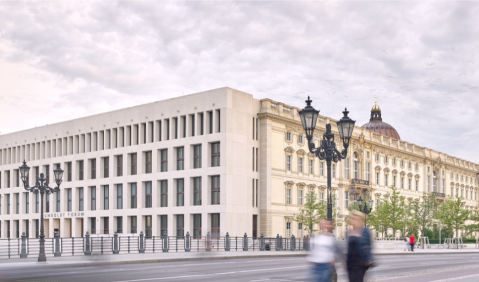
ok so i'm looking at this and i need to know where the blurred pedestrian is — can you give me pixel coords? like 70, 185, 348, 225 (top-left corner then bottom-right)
307, 219, 342, 282
410, 234, 416, 252
347, 211, 374, 282
404, 235, 410, 251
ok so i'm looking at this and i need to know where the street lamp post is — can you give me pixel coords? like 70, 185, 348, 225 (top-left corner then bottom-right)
357, 196, 373, 227
19, 160, 64, 262
299, 96, 356, 223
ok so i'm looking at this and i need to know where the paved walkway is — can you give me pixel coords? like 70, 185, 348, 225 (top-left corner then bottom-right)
1, 247, 479, 268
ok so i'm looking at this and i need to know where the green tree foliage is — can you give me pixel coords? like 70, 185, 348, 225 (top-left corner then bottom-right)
410, 193, 436, 237
293, 192, 322, 235
386, 185, 404, 236
436, 196, 470, 237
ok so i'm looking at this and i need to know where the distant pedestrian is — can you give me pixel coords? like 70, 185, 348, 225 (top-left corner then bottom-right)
347, 211, 374, 282
307, 219, 342, 282
410, 234, 416, 252
404, 236, 410, 251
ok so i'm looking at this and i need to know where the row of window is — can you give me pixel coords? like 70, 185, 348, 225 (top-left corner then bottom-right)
0, 143, 220, 187
0, 110, 222, 165
0, 176, 221, 215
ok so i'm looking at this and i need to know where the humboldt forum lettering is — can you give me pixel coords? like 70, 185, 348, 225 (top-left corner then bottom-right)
0, 87, 477, 239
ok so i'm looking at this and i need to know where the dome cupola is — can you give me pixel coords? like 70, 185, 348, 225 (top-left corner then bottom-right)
361, 97, 400, 140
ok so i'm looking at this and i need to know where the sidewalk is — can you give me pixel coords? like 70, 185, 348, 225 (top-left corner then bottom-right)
1, 248, 479, 268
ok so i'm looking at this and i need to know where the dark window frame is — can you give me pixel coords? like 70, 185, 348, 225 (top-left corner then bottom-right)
176, 179, 184, 207
131, 183, 137, 209
211, 142, 220, 167
160, 180, 168, 207
145, 182, 152, 208
193, 144, 202, 169
211, 176, 220, 205
193, 177, 201, 206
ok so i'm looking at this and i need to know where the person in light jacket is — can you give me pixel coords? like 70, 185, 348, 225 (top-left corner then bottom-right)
307, 219, 342, 282
347, 210, 374, 282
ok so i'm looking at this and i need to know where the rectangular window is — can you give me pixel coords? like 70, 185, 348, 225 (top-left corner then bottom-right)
25, 193, 29, 214
176, 179, 184, 206
376, 173, 379, 185
67, 189, 72, 211
160, 149, 168, 172
131, 183, 137, 209
104, 157, 109, 178
79, 187, 84, 211
427, 176, 430, 192
191, 114, 195, 137
160, 215, 167, 236
309, 160, 313, 174
385, 156, 388, 164
345, 191, 349, 208
416, 180, 419, 191
116, 155, 123, 176
384, 174, 388, 187
79, 160, 84, 180
366, 163, 371, 181
56, 191, 60, 212
116, 216, 123, 234
408, 179, 412, 190
393, 176, 397, 187
332, 164, 336, 178
193, 177, 201, 205
286, 155, 291, 171
211, 176, 220, 205
160, 180, 168, 207
286, 188, 291, 204
90, 159, 96, 179
6, 171, 10, 188
208, 111, 213, 134
298, 135, 303, 144
117, 184, 123, 209
90, 218, 96, 235
193, 214, 201, 239
46, 194, 49, 213
298, 157, 303, 173
165, 119, 170, 140
35, 193, 39, 213
103, 186, 109, 210
376, 154, 379, 162
173, 117, 178, 139
286, 132, 292, 141
145, 182, 152, 208
211, 142, 220, 167
7, 194, 10, 214
176, 147, 184, 170
252, 179, 255, 207
298, 190, 303, 205
211, 213, 220, 236
401, 177, 404, 189
182, 116, 186, 138
193, 144, 202, 169
130, 216, 137, 234
176, 215, 184, 238
144, 151, 152, 173
256, 179, 258, 207
320, 162, 324, 176
67, 162, 72, 181
199, 113, 204, 135
131, 153, 137, 175
158, 120, 162, 141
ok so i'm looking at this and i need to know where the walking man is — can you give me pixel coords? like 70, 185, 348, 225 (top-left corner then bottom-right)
410, 234, 416, 252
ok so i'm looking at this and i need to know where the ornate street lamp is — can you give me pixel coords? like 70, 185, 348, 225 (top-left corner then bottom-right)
357, 196, 373, 227
20, 160, 63, 262
299, 97, 356, 221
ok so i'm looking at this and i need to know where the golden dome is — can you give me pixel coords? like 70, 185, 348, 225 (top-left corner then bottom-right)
371, 102, 381, 112
361, 97, 401, 140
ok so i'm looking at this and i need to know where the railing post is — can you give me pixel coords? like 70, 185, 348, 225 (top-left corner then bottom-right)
243, 233, 248, 251
84, 232, 91, 255
20, 232, 28, 258
225, 232, 230, 251
185, 231, 191, 252
276, 234, 280, 251
139, 231, 145, 253
54, 231, 61, 257
291, 234, 296, 251
206, 232, 211, 251
162, 231, 168, 252
113, 231, 119, 254
260, 233, 265, 251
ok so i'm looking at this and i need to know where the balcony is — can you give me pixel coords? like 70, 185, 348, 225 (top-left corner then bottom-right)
432, 192, 446, 199
351, 179, 370, 186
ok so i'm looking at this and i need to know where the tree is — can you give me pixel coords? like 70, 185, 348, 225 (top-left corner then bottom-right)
293, 192, 322, 235
410, 193, 436, 237
368, 198, 392, 237
318, 194, 342, 229
386, 185, 404, 236
465, 210, 479, 238
436, 196, 470, 238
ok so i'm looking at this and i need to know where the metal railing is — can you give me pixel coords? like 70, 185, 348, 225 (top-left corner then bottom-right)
0, 231, 310, 259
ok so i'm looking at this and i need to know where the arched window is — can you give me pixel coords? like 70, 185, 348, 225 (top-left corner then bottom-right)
433, 171, 437, 192
353, 152, 359, 179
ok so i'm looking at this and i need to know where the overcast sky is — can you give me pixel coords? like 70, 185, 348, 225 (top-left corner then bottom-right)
0, 1, 478, 162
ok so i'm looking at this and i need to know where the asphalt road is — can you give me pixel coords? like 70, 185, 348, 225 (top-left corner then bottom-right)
1, 253, 479, 282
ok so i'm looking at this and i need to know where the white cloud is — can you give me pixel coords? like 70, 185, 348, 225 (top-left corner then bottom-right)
0, 1, 478, 162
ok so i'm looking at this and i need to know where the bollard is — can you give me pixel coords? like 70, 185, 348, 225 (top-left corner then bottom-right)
113, 232, 119, 254
304, 235, 310, 251
260, 233, 265, 251
162, 231, 168, 252
276, 234, 280, 251
291, 235, 296, 251
139, 231, 145, 253
225, 232, 230, 251
206, 232, 212, 251
185, 232, 191, 252
20, 232, 28, 258
84, 232, 91, 255
54, 231, 61, 257
243, 233, 248, 251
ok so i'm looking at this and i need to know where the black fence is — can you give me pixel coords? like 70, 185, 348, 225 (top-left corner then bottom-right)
0, 231, 310, 259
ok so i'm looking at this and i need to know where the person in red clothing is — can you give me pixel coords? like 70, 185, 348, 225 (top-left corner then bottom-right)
409, 234, 416, 252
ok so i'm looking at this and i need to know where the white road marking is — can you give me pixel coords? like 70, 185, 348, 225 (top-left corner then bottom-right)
430, 274, 479, 282
106, 265, 307, 282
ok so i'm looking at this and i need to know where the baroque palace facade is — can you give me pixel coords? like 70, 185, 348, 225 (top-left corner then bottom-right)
0, 87, 478, 239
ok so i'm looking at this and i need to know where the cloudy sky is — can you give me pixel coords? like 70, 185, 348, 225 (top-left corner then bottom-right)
0, 1, 478, 162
